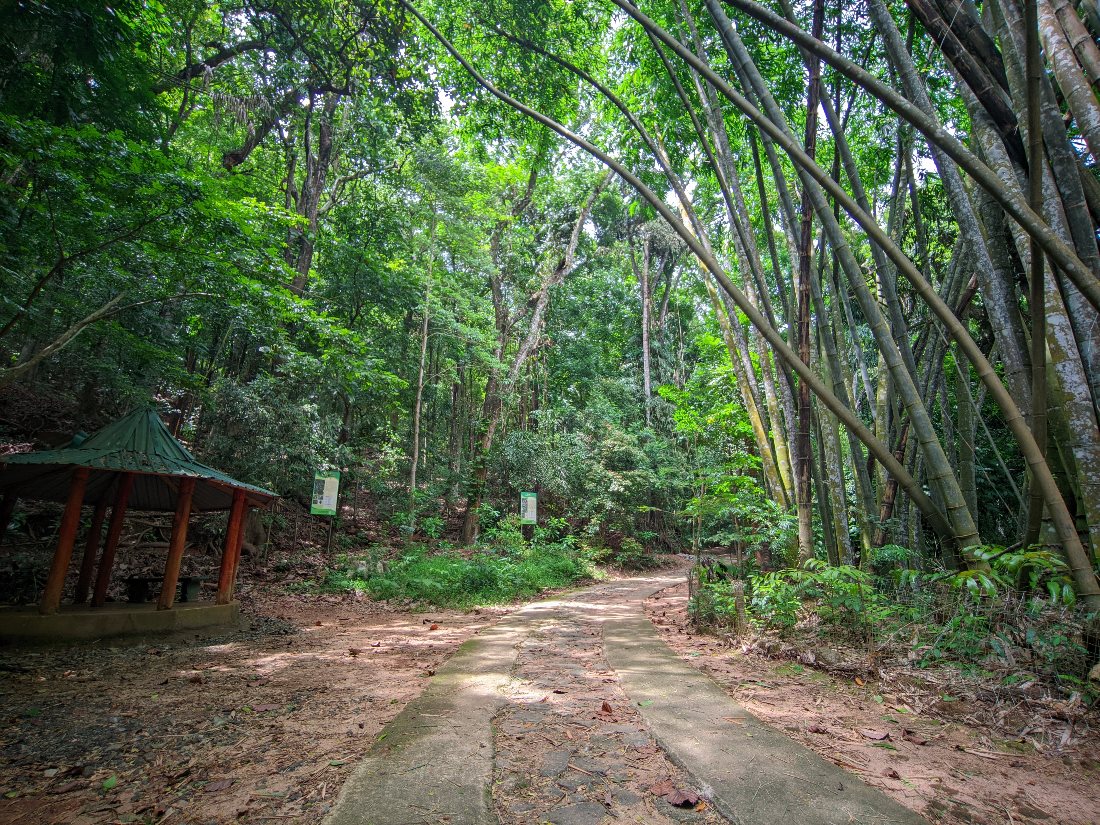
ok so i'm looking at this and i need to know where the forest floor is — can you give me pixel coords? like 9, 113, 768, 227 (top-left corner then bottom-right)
646, 583, 1100, 825
0, 567, 1097, 825
0, 587, 513, 824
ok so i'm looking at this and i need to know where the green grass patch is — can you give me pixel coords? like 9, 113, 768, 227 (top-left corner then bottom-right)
321, 544, 597, 609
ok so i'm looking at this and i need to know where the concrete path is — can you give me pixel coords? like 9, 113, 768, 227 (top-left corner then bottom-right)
323, 607, 527, 825
325, 572, 927, 825
602, 603, 926, 825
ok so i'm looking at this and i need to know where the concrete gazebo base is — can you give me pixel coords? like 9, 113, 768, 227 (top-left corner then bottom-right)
0, 600, 240, 642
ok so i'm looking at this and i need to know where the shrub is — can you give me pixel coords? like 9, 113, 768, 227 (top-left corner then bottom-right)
320, 542, 593, 609
748, 571, 802, 632
613, 537, 660, 570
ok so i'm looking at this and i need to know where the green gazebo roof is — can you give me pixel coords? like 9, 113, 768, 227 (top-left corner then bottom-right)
0, 409, 276, 511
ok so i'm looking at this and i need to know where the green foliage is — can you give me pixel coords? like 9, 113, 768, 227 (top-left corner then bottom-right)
202, 375, 349, 497
896, 545, 1078, 607
867, 544, 913, 573
496, 403, 692, 540
327, 541, 593, 608
980, 546, 1077, 605
689, 573, 747, 629
612, 536, 659, 570
788, 559, 883, 629
748, 572, 802, 632
0, 0, 166, 130
419, 515, 446, 539
733, 550, 1094, 692
742, 561, 883, 636
481, 513, 528, 556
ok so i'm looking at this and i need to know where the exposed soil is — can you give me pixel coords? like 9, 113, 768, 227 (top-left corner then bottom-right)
4, 565, 1098, 825
0, 589, 511, 824
491, 582, 724, 825
645, 582, 1100, 825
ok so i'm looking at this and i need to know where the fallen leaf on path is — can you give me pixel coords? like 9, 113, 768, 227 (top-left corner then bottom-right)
882, 768, 901, 779
50, 781, 84, 795
204, 779, 234, 793
901, 729, 929, 745
252, 704, 280, 713
552, 689, 566, 694
854, 677, 865, 686
429, 624, 439, 631
648, 779, 675, 797
664, 789, 699, 808
600, 701, 613, 713
858, 729, 890, 741
348, 648, 362, 656
807, 724, 828, 734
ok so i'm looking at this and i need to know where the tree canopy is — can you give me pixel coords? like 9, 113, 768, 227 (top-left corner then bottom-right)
2, 0, 1100, 616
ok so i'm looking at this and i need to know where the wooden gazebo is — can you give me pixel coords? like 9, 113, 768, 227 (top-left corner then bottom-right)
0, 409, 277, 615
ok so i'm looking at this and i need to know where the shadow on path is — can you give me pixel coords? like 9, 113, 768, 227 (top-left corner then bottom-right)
325, 572, 927, 825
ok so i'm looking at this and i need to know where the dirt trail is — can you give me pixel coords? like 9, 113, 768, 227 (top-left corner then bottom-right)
491, 585, 725, 825
645, 583, 1100, 825
326, 571, 922, 825
0, 594, 511, 824
4, 570, 1095, 825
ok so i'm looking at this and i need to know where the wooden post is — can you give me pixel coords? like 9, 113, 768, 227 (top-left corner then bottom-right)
74, 497, 109, 603
158, 477, 196, 610
226, 504, 249, 602
92, 473, 135, 608
0, 492, 17, 547
216, 489, 247, 604
38, 467, 90, 615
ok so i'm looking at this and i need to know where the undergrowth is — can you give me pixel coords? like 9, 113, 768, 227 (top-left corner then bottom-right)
689, 544, 1098, 699
306, 516, 659, 608
329, 544, 596, 608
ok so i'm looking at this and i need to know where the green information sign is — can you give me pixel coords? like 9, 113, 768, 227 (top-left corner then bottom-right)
520, 491, 537, 525
311, 471, 341, 516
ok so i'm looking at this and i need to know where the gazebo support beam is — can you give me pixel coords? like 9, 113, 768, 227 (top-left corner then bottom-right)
74, 497, 109, 603
92, 473, 135, 608
226, 506, 249, 601
39, 467, 90, 615
0, 492, 17, 547
216, 489, 247, 605
158, 477, 196, 610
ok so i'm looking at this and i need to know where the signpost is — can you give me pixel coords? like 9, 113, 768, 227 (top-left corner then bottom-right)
311, 471, 341, 516
520, 491, 537, 525
312, 471, 341, 553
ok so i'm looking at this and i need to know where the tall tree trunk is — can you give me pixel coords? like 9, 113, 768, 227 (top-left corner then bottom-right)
706, 0, 983, 551
957, 351, 978, 519
633, 232, 654, 426
287, 92, 341, 296
867, 0, 1033, 414
409, 217, 438, 515
1026, 0, 1051, 545
794, 0, 825, 563
702, 268, 788, 502
1039, 0, 1100, 163
461, 173, 608, 543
